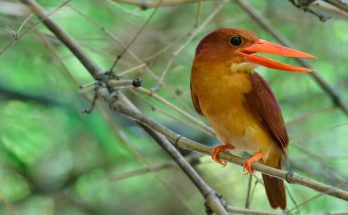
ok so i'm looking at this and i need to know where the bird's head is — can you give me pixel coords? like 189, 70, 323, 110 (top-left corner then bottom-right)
195, 28, 316, 72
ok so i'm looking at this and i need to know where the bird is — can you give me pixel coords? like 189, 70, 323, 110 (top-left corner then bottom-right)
190, 28, 315, 209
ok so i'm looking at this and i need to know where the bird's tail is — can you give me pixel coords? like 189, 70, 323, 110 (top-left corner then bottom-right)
261, 156, 286, 210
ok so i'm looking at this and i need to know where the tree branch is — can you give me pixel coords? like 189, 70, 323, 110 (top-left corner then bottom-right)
324, 0, 348, 13
103, 98, 348, 202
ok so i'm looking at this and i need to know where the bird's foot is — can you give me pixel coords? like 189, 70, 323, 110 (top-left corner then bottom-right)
210, 144, 234, 167
243, 152, 263, 174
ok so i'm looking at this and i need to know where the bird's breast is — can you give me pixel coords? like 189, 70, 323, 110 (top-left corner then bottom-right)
191, 63, 272, 154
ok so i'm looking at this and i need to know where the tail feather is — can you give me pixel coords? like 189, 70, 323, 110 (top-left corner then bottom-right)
262, 158, 286, 210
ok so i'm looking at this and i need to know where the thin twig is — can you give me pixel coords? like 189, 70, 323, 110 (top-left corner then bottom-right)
131, 114, 228, 215
244, 175, 253, 209
108, 0, 164, 72
117, 63, 147, 76
324, 0, 348, 13
285, 185, 300, 214
68, 3, 195, 112
113, 0, 211, 8
152, 0, 228, 91
226, 205, 281, 215
291, 142, 347, 180
19, 0, 101, 78
16, 14, 33, 34
135, 87, 214, 135
289, 0, 329, 21
0, 0, 71, 56
112, 154, 200, 180
287, 104, 337, 126
130, 89, 213, 136
106, 0, 142, 16
289, 180, 348, 212
97, 106, 196, 214
194, 0, 202, 27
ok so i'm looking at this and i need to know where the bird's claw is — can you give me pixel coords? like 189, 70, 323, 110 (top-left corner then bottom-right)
243, 160, 254, 174
242, 152, 263, 175
211, 147, 227, 167
214, 157, 227, 167
210, 144, 234, 167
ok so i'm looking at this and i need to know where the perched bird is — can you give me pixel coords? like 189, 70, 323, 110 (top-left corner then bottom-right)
190, 28, 315, 209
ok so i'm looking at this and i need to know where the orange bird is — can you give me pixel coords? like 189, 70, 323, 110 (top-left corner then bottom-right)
190, 28, 315, 209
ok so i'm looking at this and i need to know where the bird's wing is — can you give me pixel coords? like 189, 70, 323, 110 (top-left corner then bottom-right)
190, 68, 203, 115
190, 86, 203, 115
243, 72, 289, 154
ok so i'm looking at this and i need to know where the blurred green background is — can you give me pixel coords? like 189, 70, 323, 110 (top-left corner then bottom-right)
1, 0, 348, 214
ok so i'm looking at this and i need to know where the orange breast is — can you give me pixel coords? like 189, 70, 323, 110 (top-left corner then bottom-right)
191, 62, 276, 155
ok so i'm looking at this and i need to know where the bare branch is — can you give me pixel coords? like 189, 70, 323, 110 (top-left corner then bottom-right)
135, 87, 214, 135
108, 0, 164, 71
289, 180, 348, 212
111, 155, 196, 181
68, 3, 195, 112
107, 100, 348, 202
153, 0, 228, 91
226, 205, 281, 215
130, 89, 213, 135
0, 0, 71, 56
324, 0, 348, 13
18, 0, 101, 78
244, 175, 253, 209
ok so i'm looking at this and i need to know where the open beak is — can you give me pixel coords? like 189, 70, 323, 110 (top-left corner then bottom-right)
239, 39, 316, 72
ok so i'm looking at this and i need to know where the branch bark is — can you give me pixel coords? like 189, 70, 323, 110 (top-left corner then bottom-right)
324, 0, 348, 13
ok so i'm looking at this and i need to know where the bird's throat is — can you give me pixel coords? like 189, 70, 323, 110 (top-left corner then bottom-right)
229, 62, 257, 74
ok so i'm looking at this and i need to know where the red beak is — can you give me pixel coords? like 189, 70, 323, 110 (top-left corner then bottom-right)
239, 39, 316, 72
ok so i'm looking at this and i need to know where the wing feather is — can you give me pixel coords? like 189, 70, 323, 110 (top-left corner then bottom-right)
190, 65, 203, 115
190, 85, 203, 115
243, 72, 289, 154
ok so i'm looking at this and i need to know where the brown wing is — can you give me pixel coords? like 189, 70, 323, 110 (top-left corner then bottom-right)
190, 67, 203, 115
190, 85, 203, 115
243, 72, 289, 154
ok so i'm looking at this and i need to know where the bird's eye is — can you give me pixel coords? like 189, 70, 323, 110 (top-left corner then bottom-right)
229, 36, 243, 46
